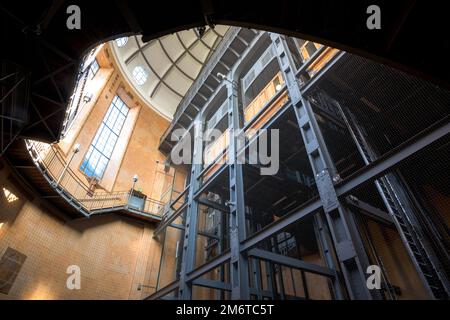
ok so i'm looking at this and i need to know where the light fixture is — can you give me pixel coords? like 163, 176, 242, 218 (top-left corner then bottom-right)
217, 72, 226, 80
3, 188, 18, 203
131, 174, 139, 194
56, 143, 81, 185
73, 143, 81, 153
196, 26, 206, 38
83, 92, 93, 102
217, 72, 237, 87
275, 83, 282, 91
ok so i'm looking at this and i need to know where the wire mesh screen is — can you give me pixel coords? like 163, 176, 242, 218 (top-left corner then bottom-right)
301, 53, 450, 299
345, 133, 450, 299
311, 53, 450, 160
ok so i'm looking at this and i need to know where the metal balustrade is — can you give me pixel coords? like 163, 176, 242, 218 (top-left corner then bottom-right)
25, 139, 165, 220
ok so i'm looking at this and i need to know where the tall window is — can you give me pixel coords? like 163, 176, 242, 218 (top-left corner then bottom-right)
80, 96, 129, 179
89, 58, 100, 79
115, 37, 128, 47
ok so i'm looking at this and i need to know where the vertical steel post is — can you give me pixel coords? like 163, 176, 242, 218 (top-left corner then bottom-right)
178, 115, 203, 299
226, 78, 251, 299
270, 33, 381, 300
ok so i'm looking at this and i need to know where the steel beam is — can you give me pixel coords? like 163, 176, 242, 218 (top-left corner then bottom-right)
153, 201, 188, 238
272, 34, 379, 299
248, 248, 336, 278
150, 33, 450, 301
178, 117, 203, 299
300, 51, 346, 95
335, 116, 450, 197
241, 198, 322, 251
145, 281, 179, 300
346, 196, 393, 226
198, 197, 230, 213
192, 278, 232, 291
194, 163, 228, 199
226, 79, 250, 299
186, 251, 231, 282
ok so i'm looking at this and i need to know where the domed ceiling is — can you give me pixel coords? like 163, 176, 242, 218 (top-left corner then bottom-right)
111, 25, 229, 120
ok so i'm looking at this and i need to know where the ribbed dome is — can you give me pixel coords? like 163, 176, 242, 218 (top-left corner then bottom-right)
111, 25, 229, 119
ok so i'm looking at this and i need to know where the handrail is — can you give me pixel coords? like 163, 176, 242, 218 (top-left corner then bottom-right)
25, 139, 164, 219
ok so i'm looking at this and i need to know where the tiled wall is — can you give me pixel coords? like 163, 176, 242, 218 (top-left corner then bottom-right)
0, 166, 162, 300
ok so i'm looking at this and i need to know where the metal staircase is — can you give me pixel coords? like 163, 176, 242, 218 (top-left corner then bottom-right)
335, 101, 449, 299
3, 139, 164, 223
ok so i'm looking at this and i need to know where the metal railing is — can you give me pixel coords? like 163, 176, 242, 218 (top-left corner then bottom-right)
158, 183, 188, 219
25, 140, 164, 220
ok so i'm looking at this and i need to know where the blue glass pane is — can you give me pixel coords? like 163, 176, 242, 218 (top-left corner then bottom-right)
80, 95, 129, 179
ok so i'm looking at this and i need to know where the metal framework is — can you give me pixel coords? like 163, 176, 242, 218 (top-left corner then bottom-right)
24, 139, 164, 222
1, 1, 449, 301
148, 31, 450, 300
5, 20, 447, 300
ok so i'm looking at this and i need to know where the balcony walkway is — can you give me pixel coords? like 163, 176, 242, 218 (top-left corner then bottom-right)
5, 139, 165, 223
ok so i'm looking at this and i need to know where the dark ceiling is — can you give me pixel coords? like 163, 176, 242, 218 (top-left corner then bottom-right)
1, 0, 448, 146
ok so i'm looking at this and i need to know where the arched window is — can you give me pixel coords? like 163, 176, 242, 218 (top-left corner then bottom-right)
115, 37, 128, 47
132, 66, 148, 85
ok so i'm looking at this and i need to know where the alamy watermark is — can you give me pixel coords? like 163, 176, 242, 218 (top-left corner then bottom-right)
171, 127, 280, 176
66, 5, 81, 30
366, 265, 381, 290
66, 265, 81, 290
367, 5, 381, 30
65, 5, 381, 32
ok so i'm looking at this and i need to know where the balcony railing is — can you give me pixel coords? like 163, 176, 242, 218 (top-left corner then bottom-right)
204, 128, 230, 166
244, 71, 289, 138
158, 183, 187, 220
295, 41, 340, 82
298, 41, 322, 62
26, 140, 164, 220
202, 128, 230, 181
305, 47, 339, 78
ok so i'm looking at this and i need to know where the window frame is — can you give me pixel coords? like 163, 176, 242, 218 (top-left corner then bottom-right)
80, 96, 129, 179
132, 66, 148, 85
89, 58, 100, 79
115, 37, 128, 47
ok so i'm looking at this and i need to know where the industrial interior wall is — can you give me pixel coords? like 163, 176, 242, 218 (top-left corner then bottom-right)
0, 161, 162, 299
54, 45, 184, 202
363, 219, 430, 299
0, 44, 188, 299
353, 200, 430, 299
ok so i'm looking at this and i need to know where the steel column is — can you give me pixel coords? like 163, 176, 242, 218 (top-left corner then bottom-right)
178, 116, 203, 299
226, 80, 251, 299
271, 34, 381, 300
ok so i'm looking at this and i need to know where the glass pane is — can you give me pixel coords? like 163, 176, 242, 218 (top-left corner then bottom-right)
80, 96, 129, 179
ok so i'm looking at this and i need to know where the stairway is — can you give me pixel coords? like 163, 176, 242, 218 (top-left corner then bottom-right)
3, 139, 162, 223
337, 103, 449, 299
